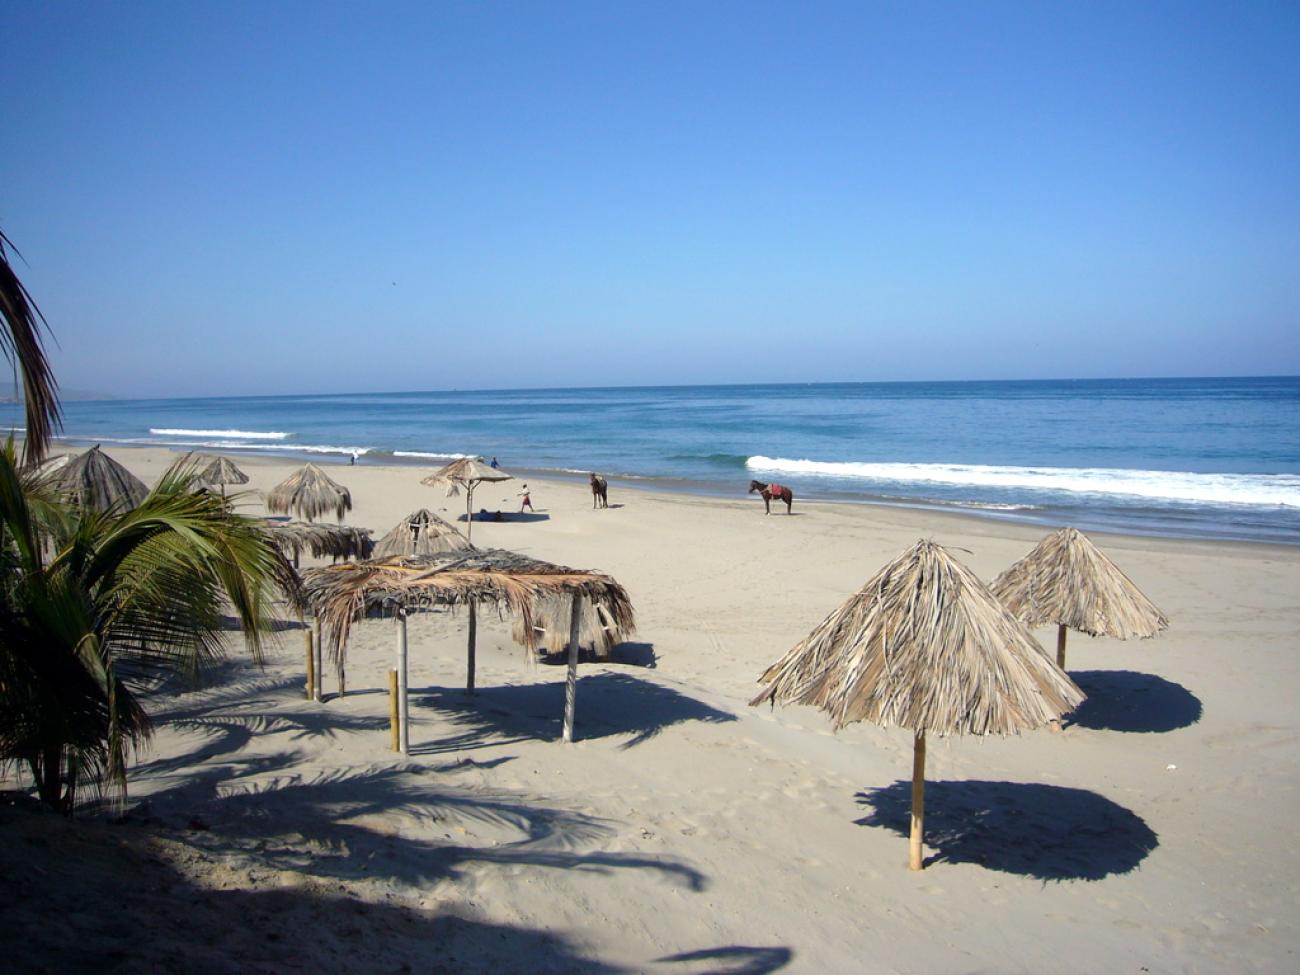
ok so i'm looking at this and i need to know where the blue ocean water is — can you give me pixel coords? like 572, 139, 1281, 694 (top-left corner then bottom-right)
7, 377, 1299, 544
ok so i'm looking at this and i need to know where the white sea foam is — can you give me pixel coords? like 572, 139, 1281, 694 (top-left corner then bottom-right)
79, 434, 370, 457
151, 428, 291, 440
746, 456, 1300, 508
392, 450, 468, 460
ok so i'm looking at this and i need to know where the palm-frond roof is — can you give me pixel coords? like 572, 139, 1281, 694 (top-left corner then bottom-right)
262, 521, 374, 562
989, 527, 1169, 640
372, 508, 472, 558
195, 454, 250, 487
266, 463, 351, 522
752, 538, 1083, 736
302, 548, 634, 668
56, 445, 149, 512
420, 456, 513, 496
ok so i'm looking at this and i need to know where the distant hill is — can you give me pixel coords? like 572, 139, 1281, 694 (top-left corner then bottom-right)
1, 383, 117, 403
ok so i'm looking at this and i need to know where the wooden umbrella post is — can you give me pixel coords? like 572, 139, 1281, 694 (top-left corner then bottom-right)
465, 483, 474, 544
466, 597, 477, 694
1056, 623, 1068, 670
562, 595, 583, 743
396, 610, 410, 755
313, 618, 324, 702
304, 627, 314, 700
909, 730, 926, 871
388, 668, 400, 752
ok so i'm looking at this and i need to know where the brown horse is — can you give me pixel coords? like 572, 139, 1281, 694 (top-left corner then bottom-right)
749, 479, 793, 515
590, 473, 609, 508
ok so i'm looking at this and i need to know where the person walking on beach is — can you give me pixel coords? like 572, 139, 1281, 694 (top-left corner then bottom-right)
490, 456, 499, 469
518, 484, 533, 512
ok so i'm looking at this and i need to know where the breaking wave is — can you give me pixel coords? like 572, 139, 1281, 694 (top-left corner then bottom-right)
745, 457, 1300, 508
151, 428, 290, 440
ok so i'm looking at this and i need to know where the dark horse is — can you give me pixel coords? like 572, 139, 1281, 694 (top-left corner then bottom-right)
749, 479, 793, 515
590, 473, 609, 509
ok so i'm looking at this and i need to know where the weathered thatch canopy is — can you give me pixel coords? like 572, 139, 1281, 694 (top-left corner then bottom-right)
421, 457, 514, 543
195, 454, 250, 491
512, 594, 625, 657
55, 445, 149, 512
372, 508, 472, 558
990, 527, 1169, 668
267, 463, 352, 522
302, 548, 635, 750
751, 538, 1083, 870
263, 521, 374, 563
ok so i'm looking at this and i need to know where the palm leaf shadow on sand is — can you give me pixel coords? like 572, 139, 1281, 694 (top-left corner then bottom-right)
657, 945, 794, 974
2, 796, 642, 975
855, 780, 1158, 880
412, 671, 735, 752
1065, 670, 1202, 733
115, 677, 709, 893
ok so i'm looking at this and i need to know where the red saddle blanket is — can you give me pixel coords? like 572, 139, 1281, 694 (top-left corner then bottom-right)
767, 483, 786, 496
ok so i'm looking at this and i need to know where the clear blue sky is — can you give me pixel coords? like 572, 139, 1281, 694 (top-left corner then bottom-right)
3, 1, 1297, 398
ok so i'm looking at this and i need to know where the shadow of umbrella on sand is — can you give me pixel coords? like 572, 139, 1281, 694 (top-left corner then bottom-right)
752, 538, 1083, 871
55, 444, 149, 512
421, 457, 513, 544
990, 527, 1169, 670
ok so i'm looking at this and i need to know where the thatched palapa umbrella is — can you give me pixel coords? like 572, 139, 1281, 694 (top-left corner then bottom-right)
421, 457, 513, 543
56, 445, 149, 512
196, 454, 249, 497
752, 538, 1083, 871
990, 527, 1169, 670
373, 508, 472, 558
264, 521, 374, 563
267, 462, 352, 523
302, 549, 635, 753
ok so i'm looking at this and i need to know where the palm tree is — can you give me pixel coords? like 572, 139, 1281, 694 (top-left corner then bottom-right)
0, 230, 61, 464
0, 443, 286, 811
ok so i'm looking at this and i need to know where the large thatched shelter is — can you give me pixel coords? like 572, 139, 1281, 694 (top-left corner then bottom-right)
990, 527, 1169, 669
372, 508, 472, 558
302, 549, 634, 752
512, 595, 625, 657
195, 454, 249, 496
421, 457, 513, 543
56, 445, 149, 512
752, 538, 1083, 870
267, 462, 352, 523
263, 521, 374, 563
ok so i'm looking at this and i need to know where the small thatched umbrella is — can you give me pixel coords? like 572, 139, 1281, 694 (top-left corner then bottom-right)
264, 521, 375, 563
303, 549, 635, 752
752, 538, 1083, 870
420, 457, 513, 543
56, 445, 149, 512
267, 462, 352, 523
373, 508, 472, 559
990, 527, 1169, 670
196, 454, 249, 497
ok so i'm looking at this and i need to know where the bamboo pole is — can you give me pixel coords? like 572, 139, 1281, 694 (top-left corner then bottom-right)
304, 628, 314, 700
313, 618, 324, 702
1056, 623, 1068, 670
466, 597, 477, 694
465, 483, 475, 543
562, 595, 583, 743
909, 730, 926, 871
388, 668, 399, 752
396, 611, 410, 755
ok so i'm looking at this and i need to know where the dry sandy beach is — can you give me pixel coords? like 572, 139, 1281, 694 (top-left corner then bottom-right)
4, 445, 1299, 974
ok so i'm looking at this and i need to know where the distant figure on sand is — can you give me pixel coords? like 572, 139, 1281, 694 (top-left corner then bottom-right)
490, 456, 499, 469
590, 473, 608, 509
519, 484, 533, 512
350, 451, 358, 465
749, 479, 793, 515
